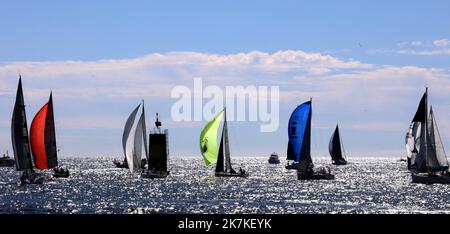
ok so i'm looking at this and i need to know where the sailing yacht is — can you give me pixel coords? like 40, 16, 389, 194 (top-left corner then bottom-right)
200, 108, 247, 177
11, 76, 44, 184
286, 99, 334, 180
329, 124, 347, 165
406, 88, 450, 184
29, 92, 69, 178
119, 101, 148, 173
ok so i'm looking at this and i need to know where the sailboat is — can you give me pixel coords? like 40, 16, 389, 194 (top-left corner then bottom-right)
200, 108, 247, 177
141, 113, 170, 179
329, 124, 347, 165
286, 99, 334, 180
405, 88, 450, 184
29, 92, 69, 178
119, 101, 148, 173
11, 76, 44, 184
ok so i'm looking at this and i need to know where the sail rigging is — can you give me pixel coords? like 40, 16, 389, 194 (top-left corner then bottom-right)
215, 110, 235, 173
123, 102, 147, 173
329, 125, 344, 160
287, 101, 312, 166
11, 76, 33, 171
30, 92, 58, 169
406, 89, 449, 173
200, 110, 224, 166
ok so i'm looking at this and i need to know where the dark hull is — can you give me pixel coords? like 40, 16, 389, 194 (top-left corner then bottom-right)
411, 173, 450, 184
141, 170, 170, 179
20, 171, 45, 185
113, 159, 147, 169
0, 158, 15, 167
285, 163, 300, 170
332, 159, 347, 165
268, 159, 280, 164
215, 172, 248, 178
297, 172, 335, 180
53, 169, 70, 178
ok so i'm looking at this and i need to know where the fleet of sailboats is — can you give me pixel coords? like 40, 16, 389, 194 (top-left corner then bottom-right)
4, 75, 450, 185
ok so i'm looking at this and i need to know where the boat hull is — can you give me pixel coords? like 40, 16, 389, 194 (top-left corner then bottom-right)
0, 158, 15, 167
411, 173, 450, 184
141, 170, 170, 179
113, 159, 147, 169
332, 159, 347, 165
20, 170, 45, 185
268, 159, 280, 164
285, 163, 300, 170
215, 172, 248, 178
297, 172, 335, 180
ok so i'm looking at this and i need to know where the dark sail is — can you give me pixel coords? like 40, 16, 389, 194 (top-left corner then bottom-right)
215, 132, 224, 173
298, 103, 313, 172
11, 77, 33, 171
407, 90, 427, 172
329, 125, 343, 160
412, 92, 426, 123
30, 93, 58, 169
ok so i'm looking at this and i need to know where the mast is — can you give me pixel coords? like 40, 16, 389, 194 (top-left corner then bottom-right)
424, 87, 428, 171
142, 100, 148, 162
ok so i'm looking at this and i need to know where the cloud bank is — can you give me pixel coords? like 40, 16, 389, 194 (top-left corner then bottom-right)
1, 50, 449, 156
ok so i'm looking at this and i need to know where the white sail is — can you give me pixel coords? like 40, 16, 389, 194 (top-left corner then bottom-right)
427, 107, 449, 170
123, 103, 147, 173
122, 104, 141, 157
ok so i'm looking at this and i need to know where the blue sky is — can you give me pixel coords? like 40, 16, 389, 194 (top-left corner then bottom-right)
1, 1, 450, 158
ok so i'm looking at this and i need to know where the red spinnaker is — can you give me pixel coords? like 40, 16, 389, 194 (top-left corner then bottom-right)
30, 94, 58, 169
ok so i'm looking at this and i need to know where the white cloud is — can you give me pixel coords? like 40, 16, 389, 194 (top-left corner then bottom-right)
433, 38, 450, 47
373, 38, 450, 56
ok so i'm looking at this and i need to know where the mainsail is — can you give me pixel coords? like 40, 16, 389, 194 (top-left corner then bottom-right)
406, 89, 449, 173
215, 110, 235, 173
329, 125, 344, 161
30, 92, 58, 169
200, 110, 224, 166
11, 77, 33, 171
427, 106, 449, 171
287, 100, 312, 169
123, 102, 147, 173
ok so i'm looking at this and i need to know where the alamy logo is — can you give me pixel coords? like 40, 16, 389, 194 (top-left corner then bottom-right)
171, 78, 280, 132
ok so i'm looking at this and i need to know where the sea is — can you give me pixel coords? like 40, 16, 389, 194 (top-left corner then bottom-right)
0, 157, 449, 214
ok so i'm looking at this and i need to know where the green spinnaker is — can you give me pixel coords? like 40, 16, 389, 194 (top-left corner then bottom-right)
200, 110, 224, 166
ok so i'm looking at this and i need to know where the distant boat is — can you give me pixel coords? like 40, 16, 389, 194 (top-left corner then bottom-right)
30, 92, 69, 178
0, 150, 15, 167
329, 124, 347, 165
141, 113, 170, 179
406, 88, 450, 184
286, 99, 334, 180
11, 76, 44, 184
200, 108, 247, 177
119, 101, 148, 173
268, 152, 280, 164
